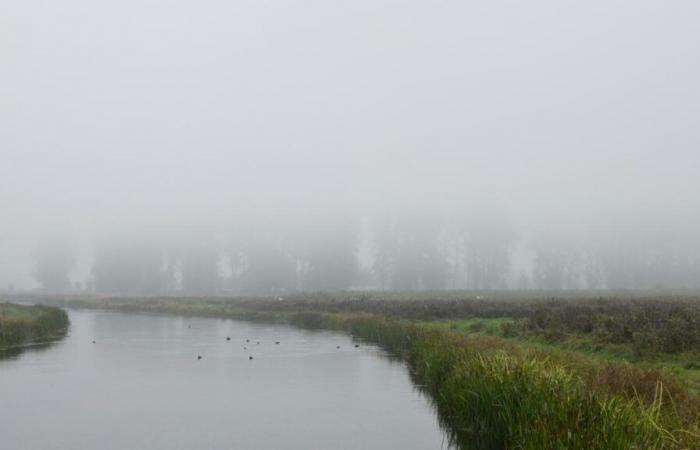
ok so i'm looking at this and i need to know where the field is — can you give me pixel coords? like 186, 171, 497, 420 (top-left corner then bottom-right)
0, 303, 70, 350
33, 291, 700, 448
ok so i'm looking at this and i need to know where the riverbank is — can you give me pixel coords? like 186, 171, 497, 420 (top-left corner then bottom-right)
0, 303, 69, 350
37, 293, 700, 448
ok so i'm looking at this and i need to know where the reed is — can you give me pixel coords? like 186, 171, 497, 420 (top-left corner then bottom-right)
0, 303, 69, 349
284, 312, 699, 449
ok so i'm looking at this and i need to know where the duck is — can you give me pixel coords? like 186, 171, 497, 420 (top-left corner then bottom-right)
197, 355, 202, 360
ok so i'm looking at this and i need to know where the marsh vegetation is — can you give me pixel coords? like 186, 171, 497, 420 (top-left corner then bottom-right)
0, 303, 69, 350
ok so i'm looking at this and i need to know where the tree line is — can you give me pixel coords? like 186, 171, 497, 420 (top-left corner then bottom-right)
30, 207, 700, 293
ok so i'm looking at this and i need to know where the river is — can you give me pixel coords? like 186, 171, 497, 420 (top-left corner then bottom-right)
0, 309, 452, 449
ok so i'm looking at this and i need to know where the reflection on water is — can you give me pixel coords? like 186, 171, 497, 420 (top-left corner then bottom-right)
0, 340, 61, 361
0, 309, 452, 450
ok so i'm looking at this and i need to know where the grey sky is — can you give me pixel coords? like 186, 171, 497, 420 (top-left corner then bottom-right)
1, 1, 699, 287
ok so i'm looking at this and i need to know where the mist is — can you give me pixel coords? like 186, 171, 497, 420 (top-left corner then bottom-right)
2, 0, 699, 292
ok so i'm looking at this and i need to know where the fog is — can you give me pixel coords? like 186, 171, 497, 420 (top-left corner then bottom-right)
2, 1, 699, 292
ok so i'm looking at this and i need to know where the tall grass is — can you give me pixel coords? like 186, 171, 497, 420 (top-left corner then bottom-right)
0, 303, 69, 349
413, 336, 678, 449
287, 312, 699, 449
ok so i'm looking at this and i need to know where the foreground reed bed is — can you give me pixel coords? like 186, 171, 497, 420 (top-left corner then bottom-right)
285, 312, 699, 449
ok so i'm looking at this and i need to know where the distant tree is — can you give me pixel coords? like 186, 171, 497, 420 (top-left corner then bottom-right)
456, 207, 517, 290
593, 225, 700, 290
92, 238, 168, 294
531, 235, 583, 289
372, 209, 450, 290
371, 214, 396, 290
581, 249, 605, 289
180, 240, 220, 293
228, 222, 297, 294
297, 215, 359, 291
242, 245, 297, 293
33, 240, 74, 291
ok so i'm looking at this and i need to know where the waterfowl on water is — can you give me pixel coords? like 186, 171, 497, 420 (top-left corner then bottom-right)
249, 356, 253, 360
246, 339, 250, 343
226, 336, 231, 341
197, 355, 202, 360
336, 346, 340, 349
354, 344, 359, 348
275, 341, 280, 345
256, 341, 260, 345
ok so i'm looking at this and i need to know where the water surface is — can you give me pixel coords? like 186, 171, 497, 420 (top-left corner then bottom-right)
0, 309, 451, 450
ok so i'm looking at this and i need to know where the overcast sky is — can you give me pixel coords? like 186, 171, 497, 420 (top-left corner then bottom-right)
2, 1, 699, 286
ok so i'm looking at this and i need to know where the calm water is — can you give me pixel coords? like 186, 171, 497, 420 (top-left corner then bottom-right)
0, 309, 451, 450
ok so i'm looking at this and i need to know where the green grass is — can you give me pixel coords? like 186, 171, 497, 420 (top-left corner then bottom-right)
0, 303, 69, 349
421, 317, 512, 336
291, 312, 699, 449
418, 317, 700, 393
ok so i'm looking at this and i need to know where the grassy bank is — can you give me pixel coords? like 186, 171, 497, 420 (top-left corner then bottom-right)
0, 303, 69, 350
48, 293, 700, 448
